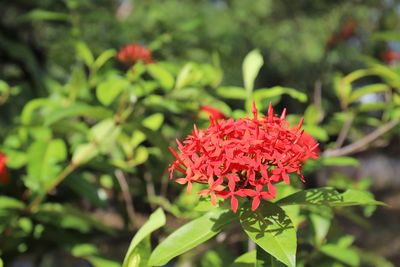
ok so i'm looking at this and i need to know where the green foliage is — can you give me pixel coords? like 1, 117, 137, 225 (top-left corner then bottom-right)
240, 202, 297, 267
1, 1, 399, 265
123, 208, 166, 267
148, 209, 236, 266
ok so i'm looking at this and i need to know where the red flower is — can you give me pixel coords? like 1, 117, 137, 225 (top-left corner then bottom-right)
0, 152, 9, 185
116, 43, 154, 65
326, 20, 357, 49
169, 102, 319, 212
380, 49, 400, 65
199, 105, 227, 120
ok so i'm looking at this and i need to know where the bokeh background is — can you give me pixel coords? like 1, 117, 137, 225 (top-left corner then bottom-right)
1, 1, 400, 266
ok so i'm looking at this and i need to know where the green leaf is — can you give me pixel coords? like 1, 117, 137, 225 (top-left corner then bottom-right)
304, 104, 321, 126
320, 244, 359, 267
22, 9, 69, 21
96, 77, 131, 106
71, 244, 99, 257
175, 63, 193, 90
231, 251, 256, 267
0, 196, 25, 210
21, 98, 56, 125
85, 256, 120, 267
64, 174, 106, 207
44, 103, 113, 126
142, 113, 164, 131
253, 87, 308, 107
256, 246, 286, 267
94, 49, 116, 70
277, 187, 385, 207
123, 208, 166, 267
333, 74, 351, 107
302, 125, 329, 141
216, 86, 247, 100
349, 83, 389, 103
76, 42, 94, 67
25, 139, 67, 192
372, 31, 400, 42
239, 202, 296, 267
243, 49, 263, 93
72, 143, 98, 165
35, 203, 113, 234
309, 206, 332, 246
148, 209, 236, 266
147, 64, 174, 91
322, 156, 359, 167
90, 119, 118, 144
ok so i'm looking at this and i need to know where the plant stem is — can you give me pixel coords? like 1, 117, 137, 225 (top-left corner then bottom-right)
27, 163, 77, 212
324, 119, 400, 157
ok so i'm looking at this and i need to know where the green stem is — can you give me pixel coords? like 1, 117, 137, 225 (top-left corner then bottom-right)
26, 163, 77, 212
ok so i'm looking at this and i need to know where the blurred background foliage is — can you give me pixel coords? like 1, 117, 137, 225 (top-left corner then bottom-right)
1, 0, 400, 266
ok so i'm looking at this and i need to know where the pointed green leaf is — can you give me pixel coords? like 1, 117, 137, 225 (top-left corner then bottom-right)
25, 139, 67, 193
349, 83, 389, 103
256, 246, 286, 267
123, 208, 166, 267
243, 49, 263, 93
96, 77, 130, 106
320, 244, 359, 267
147, 64, 174, 91
231, 251, 256, 267
76, 42, 94, 67
216, 86, 247, 100
239, 202, 296, 267
94, 49, 116, 70
142, 113, 164, 131
277, 187, 385, 207
148, 209, 236, 266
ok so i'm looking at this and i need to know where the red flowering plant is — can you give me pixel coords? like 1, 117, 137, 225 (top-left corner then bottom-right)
142, 104, 384, 267
169, 102, 319, 212
116, 43, 154, 66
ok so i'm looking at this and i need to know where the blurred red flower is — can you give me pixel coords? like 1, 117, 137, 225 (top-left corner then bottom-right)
0, 152, 9, 184
326, 19, 357, 49
380, 49, 400, 65
199, 105, 227, 120
169, 103, 319, 212
116, 43, 154, 65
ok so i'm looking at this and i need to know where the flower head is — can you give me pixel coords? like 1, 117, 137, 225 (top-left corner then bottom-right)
169, 103, 319, 212
117, 43, 154, 65
0, 152, 9, 185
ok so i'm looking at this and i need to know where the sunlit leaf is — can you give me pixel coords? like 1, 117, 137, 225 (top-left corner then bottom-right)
240, 202, 296, 267
123, 208, 166, 267
147, 64, 174, 91
96, 77, 131, 106
243, 49, 263, 93
277, 187, 385, 207
148, 209, 236, 266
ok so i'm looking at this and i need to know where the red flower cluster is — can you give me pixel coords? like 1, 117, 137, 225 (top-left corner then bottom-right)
169, 103, 319, 212
0, 152, 9, 185
116, 43, 154, 65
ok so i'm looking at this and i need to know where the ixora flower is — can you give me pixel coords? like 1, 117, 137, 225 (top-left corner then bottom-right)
116, 43, 154, 65
0, 152, 9, 185
169, 103, 319, 212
